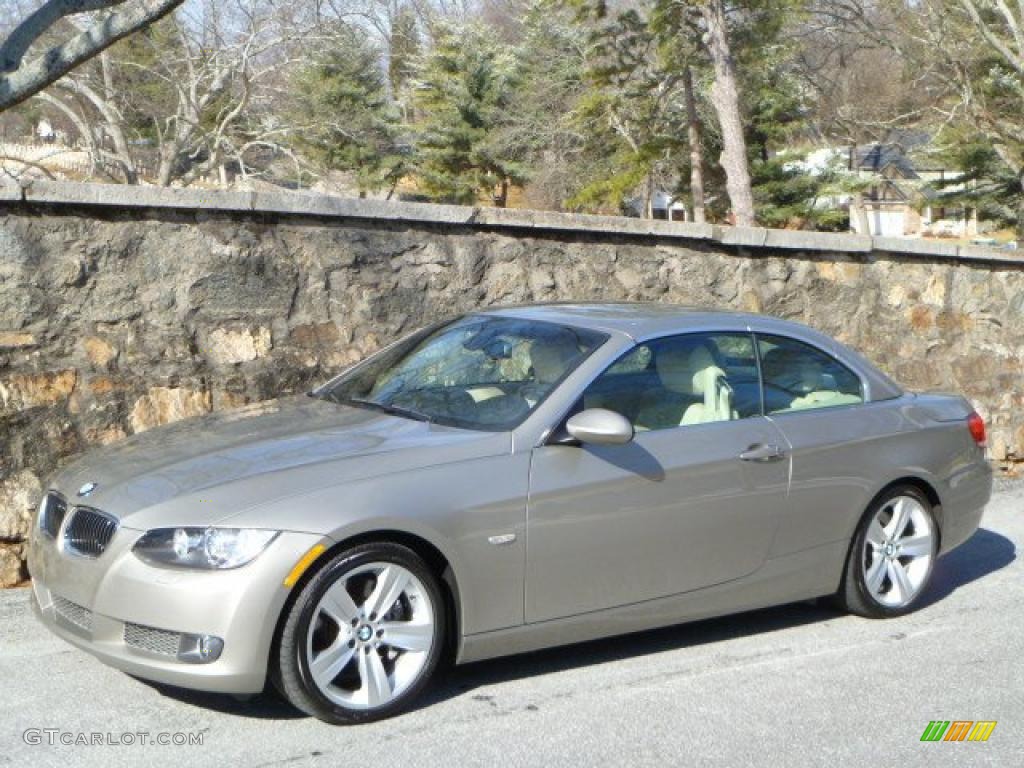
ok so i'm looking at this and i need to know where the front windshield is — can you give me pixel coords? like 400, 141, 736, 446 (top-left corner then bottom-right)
317, 315, 607, 431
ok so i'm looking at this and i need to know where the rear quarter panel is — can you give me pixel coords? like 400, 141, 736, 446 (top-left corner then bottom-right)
766, 395, 991, 559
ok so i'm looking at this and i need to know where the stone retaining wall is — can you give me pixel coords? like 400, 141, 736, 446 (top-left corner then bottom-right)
1, 180, 1021, 585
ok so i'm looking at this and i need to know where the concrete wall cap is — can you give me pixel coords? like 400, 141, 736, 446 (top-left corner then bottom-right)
2, 181, 1021, 267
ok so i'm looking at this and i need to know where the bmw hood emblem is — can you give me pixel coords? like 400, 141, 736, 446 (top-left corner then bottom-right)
77, 481, 98, 497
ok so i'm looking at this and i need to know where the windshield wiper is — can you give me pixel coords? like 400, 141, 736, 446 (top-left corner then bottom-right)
339, 397, 433, 423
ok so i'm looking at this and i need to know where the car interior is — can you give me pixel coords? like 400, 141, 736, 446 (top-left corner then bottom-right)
580, 335, 760, 430
384, 329, 864, 431
759, 342, 863, 413
579, 333, 863, 430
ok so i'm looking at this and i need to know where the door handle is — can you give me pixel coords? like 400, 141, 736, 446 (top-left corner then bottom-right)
739, 443, 786, 462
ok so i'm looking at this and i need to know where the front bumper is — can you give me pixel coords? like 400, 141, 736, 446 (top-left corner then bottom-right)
28, 524, 327, 694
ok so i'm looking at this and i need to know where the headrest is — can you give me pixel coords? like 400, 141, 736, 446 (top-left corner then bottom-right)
531, 334, 580, 384
762, 346, 821, 391
656, 344, 721, 395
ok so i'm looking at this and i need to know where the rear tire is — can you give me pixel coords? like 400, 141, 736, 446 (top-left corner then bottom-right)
838, 485, 939, 618
274, 542, 445, 724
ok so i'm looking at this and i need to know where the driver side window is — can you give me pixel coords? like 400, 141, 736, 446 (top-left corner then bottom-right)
580, 332, 761, 432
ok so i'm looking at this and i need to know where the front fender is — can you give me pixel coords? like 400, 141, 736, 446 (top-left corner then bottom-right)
229, 452, 531, 637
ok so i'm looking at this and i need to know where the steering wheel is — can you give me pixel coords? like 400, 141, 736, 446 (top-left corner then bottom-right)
392, 388, 477, 419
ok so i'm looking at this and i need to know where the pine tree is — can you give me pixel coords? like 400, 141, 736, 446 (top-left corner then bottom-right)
929, 131, 1021, 231
411, 23, 525, 206
290, 25, 403, 197
389, 6, 421, 96
498, 3, 589, 210
568, 9, 690, 216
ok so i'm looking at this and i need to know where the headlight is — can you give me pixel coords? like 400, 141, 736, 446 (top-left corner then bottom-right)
132, 527, 279, 569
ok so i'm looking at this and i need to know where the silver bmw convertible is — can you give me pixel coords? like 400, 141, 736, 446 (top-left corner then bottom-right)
29, 303, 992, 723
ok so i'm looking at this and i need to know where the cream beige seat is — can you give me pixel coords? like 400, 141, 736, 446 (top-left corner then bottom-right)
636, 345, 736, 430
523, 335, 582, 407
787, 390, 862, 410
474, 333, 583, 412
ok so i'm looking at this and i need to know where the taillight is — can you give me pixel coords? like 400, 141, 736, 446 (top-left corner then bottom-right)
967, 411, 987, 447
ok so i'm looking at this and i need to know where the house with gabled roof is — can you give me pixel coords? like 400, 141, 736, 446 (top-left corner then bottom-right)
849, 134, 976, 238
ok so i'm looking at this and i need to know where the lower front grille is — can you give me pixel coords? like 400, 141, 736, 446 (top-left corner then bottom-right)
124, 622, 181, 657
64, 507, 118, 558
53, 596, 93, 634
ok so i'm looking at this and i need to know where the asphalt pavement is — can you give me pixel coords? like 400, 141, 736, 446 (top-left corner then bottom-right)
2, 481, 1021, 768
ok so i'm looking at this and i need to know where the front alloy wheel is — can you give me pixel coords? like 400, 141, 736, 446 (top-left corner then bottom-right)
840, 486, 939, 617
274, 543, 445, 723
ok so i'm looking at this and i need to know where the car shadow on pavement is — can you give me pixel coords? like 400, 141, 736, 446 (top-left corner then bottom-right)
423, 526, 1016, 710
136, 679, 307, 720
141, 526, 1014, 721
915, 527, 1016, 609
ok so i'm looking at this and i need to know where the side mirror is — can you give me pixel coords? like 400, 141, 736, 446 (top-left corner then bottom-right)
565, 408, 634, 446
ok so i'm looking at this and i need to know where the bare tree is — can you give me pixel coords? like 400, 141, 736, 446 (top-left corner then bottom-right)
917, 0, 1024, 231
140, 3, 314, 186
33, 80, 140, 181
947, 0, 1024, 176
23, 1, 318, 186
0, 0, 184, 111
33, 48, 140, 181
788, 1, 945, 230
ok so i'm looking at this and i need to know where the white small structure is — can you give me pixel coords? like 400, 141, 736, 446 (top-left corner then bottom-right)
624, 190, 690, 221
650, 191, 689, 221
36, 119, 56, 143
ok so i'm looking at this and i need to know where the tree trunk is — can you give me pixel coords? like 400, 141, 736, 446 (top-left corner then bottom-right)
57, 73, 138, 184
851, 191, 871, 234
700, 0, 755, 226
156, 148, 175, 187
1018, 175, 1024, 241
98, 52, 138, 184
494, 178, 509, 208
683, 65, 706, 225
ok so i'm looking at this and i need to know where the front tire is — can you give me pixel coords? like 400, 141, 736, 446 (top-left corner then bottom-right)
274, 542, 445, 724
838, 485, 939, 618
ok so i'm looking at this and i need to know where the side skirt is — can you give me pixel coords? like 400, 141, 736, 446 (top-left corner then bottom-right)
456, 539, 847, 665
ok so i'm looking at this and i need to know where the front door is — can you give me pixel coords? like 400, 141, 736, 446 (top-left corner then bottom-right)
525, 331, 791, 623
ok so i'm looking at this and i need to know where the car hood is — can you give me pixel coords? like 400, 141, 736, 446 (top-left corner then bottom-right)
51, 395, 511, 530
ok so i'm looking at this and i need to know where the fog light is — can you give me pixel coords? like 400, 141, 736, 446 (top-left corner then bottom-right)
177, 633, 224, 664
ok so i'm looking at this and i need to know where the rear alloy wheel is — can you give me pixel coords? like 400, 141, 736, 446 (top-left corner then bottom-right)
274, 543, 445, 724
839, 486, 938, 618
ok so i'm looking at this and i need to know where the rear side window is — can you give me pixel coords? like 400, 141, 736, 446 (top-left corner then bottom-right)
757, 334, 863, 414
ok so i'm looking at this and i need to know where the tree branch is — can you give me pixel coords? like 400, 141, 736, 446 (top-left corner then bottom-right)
0, 0, 185, 111
0, 0, 129, 73
959, 0, 1024, 75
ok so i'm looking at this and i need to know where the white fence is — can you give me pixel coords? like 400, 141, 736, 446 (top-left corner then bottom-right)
0, 141, 159, 181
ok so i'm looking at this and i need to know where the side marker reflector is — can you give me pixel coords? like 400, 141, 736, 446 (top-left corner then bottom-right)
283, 544, 326, 587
